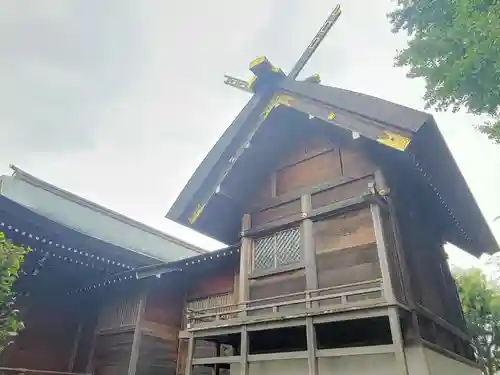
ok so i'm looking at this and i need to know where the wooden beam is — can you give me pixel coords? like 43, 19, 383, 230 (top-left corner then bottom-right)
312, 306, 390, 324
246, 195, 369, 237
185, 333, 195, 375
127, 293, 146, 375
301, 195, 318, 300
316, 345, 395, 357
387, 197, 414, 308
192, 356, 242, 365
240, 326, 249, 375
388, 308, 409, 375
67, 321, 83, 372
248, 351, 308, 362
248, 317, 306, 331
239, 214, 251, 315
371, 203, 396, 304
306, 317, 318, 375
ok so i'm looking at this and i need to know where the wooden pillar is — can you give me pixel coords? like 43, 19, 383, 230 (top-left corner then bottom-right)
128, 293, 146, 375
388, 308, 409, 375
301, 195, 318, 295
239, 214, 251, 313
185, 333, 195, 375
240, 326, 249, 375
306, 317, 318, 375
387, 198, 415, 308
214, 342, 221, 375
371, 203, 396, 304
67, 321, 83, 372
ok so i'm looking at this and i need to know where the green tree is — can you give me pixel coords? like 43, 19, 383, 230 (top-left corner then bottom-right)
388, 0, 500, 143
454, 268, 500, 375
0, 232, 30, 352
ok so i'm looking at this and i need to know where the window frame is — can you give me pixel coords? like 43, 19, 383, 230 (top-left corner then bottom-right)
249, 226, 304, 278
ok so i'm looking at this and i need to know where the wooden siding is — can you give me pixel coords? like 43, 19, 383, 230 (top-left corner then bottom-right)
250, 134, 375, 229
313, 208, 381, 300
187, 267, 235, 301
275, 150, 342, 196
0, 302, 80, 372
96, 292, 140, 332
136, 280, 185, 375
392, 177, 467, 332
310, 176, 372, 209
93, 331, 134, 375
249, 269, 307, 315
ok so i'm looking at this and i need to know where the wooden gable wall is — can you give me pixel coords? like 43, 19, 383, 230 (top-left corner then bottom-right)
247, 131, 381, 307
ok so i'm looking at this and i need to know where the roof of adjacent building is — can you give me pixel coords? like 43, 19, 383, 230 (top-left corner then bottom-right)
1, 165, 205, 263
166, 79, 498, 257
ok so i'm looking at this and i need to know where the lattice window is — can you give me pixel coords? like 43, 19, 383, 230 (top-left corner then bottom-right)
253, 227, 301, 272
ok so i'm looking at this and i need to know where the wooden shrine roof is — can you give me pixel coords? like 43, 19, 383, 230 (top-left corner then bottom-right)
166, 81, 498, 257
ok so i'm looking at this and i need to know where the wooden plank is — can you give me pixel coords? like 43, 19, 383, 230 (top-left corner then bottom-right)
306, 317, 318, 375
192, 356, 241, 365
249, 270, 306, 301
371, 204, 395, 304
340, 147, 375, 179
301, 195, 318, 294
127, 294, 146, 375
187, 272, 235, 301
275, 150, 342, 196
247, 351, 308, 362
316, 345, 394, 357
388, 308, 409, 375
67, 321, 83, 372
185, 335, 195, 375
239, 214, 251, 311
311, 176, 372, 209
240, 326, 248, 375
251, 199, 301, 228
313, 208, 376, 253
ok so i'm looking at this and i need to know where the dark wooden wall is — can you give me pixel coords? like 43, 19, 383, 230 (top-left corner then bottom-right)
1, 300, 80, 372
247, 133, 378, 306
390, 171, 467, 332
314, 208, 380, 290
92, 288, 142, 375
135, 279, 185, 375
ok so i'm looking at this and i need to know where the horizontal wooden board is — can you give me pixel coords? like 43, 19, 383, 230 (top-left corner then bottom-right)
279, 135, 335, 169
187, 269, 235, 301
315, 245, 379, 271
93, 331, 134, 374
275, 150, 342, 196
313, 208, 376, 253
251, 199, 301, 228
340, 147, 375, 179
136, 334, 178, 375
249, 269, 306, 301
311, 176, 372, 209
317, 259, 381, 290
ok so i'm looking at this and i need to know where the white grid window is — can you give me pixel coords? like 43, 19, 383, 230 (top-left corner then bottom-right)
253, 227, 301, 272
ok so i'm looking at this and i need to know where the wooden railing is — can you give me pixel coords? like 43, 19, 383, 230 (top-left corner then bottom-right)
186, 279, 384, 328
0, 368, 91, 375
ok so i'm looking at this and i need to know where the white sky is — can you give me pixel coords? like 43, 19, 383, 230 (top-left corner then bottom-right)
0, 0, 499, 269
